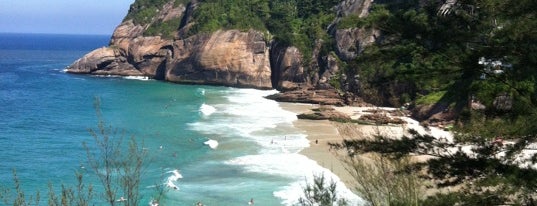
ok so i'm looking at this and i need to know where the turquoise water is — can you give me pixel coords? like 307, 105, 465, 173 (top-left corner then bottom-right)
0, 33, 361, 205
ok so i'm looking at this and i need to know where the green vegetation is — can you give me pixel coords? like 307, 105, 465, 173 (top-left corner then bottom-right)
332, 127, 537, 205
123, 0, 190, 39
415, 91, 447, 105
145, 17, 182, 39
189, 0, 269, 33
296, 174, 348, 206
187, 0, 339, 66
124, 0, 189, 25
0, 99, 163, 206
326, 1, 537, 203
344, 154, 421, 206
339, 0, 537, 136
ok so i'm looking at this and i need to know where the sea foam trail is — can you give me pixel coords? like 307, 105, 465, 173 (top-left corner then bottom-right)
204, 139, 219, 149
199, 103, 216, 116
189, 88, 363, 205
227, 154, 363, 205
166, 169, 183, 190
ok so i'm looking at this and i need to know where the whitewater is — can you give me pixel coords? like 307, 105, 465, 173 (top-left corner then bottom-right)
0, 33, 362, 205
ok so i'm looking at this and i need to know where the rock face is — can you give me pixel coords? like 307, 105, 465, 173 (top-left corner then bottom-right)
67, 22, 272, 89
66, 0, 377, 102
166, 30, 272, 89
335, 28, 379, 61
270, 42, 307, 91
333, 0, 377, 61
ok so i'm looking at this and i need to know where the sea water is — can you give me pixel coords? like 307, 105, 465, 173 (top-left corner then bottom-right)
0, 33, 361, 205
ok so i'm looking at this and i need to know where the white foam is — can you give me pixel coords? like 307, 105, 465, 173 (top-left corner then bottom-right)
123, 75, 150, 81
204, 139, 219, 149
90, 74, 151, 81
199, 103, 217, 116
188, 88, 362, 205
227, 153, 363, 205
166, 169, 183, 190
196, 88, 206, 97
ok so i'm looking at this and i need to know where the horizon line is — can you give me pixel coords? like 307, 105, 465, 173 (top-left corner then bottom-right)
0, 31, 113, 36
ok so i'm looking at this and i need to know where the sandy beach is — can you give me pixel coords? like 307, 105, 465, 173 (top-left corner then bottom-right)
279, 103, 362, 192
279, 102, 455, 199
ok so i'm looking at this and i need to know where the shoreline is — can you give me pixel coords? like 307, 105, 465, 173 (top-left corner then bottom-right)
279, 102, 456, 203
278, 103, 360, 194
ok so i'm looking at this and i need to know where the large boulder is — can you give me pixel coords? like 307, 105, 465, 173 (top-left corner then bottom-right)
166, 30, 272, 89
67, 47, 142, 76
66, 29, 272, 89
269, 42, 307, 91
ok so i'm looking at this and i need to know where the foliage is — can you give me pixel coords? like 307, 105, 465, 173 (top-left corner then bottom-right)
188, 0, 338, 69
189, 0, 269, 33
0, 170, 41, 206
341, 0, 537, 138
124, 0, 189, 25
415, 91, 447, 105
82, 97, 148, 206
344, 154, 421, 206
331, 127, 537, 205
296, 173, 348, 206
1, 98, 155, 206
144, 17, 182, 39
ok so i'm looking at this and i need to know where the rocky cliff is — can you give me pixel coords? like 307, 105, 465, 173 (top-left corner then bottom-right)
67, 0, 376, 103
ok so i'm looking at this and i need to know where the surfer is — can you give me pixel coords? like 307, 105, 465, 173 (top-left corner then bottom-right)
248, 198, 254, 205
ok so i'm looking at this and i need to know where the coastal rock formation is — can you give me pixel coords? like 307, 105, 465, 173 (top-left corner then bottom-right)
336, 0, 374, 18
335, 28, 379, 61
270, 42, 307, 91
67, 47, 142, 76
266, 88, 345, 106
166, 30, 272, 89
297, 106, 351, 121
67, 23, 272, 89
67, 0, 271, 89
66, 0, 375, 103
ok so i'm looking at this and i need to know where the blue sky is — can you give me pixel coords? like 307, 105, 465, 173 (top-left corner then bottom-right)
0, 0, 134, 35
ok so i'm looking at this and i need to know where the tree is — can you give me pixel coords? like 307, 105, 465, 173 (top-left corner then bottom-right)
344, 154, 421, 206
296, 173, 348, 206
83, 97, 148, 206
1, 98, 151, 206
331, 129, 537, 205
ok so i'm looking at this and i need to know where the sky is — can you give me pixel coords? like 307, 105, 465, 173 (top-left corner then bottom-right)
0, 0, 134, 35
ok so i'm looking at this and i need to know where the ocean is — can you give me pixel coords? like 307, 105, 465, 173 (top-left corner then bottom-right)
0, 33, 361, 205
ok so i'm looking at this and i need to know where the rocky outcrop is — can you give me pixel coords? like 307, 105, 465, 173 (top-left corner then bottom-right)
166, 30, 272, 89
266, 88, 345, 106
67, 47, 142, 76
67, 0, 270, 89
336, 0, 373, 18
270, 42, 307, 91
335, 28, 379, 61
332, 0, 378, 61
67, 28, 272, 89
297, 106, 351, 121
66, 0, 379, 102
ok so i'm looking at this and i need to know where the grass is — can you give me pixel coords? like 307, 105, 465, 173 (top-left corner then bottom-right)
415, 91, 447, 105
